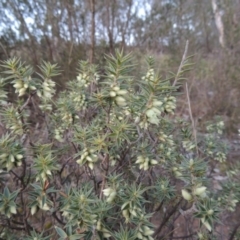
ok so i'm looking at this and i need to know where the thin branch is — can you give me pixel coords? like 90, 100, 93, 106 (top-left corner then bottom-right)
99, 154, 109, 199
164, 232, 197, 239
154, 200, 164, 212
185, 83, 199, 155
71, 141, 78, 153
20, 94, 32, 112
172, 40, 189, 87
52, 211, 66, 226
153, 199, 183, 237
59, 157, 72, 175
229, 221, 240, 240
0, 42, 9, 58
10, 170, 21, 180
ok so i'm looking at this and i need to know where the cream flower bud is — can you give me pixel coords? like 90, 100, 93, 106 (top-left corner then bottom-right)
9, 154, 15, 163
86, 156, 93, 162
13, 82, 23, 89
115, 96, 127, 106
207, 209, 214, 215
143, 226, 154, 236
193, 186, 207, 196
122, 209, 129, 220
10, 206, 17, 214
201, 218, 212, 231
152, 100, 163, 107
41, 203, 50, 211
96, 220, 102, 230
136, 156, 145, 164
18, 88, 26, 96
88, 162, 94, 170
150, 159, 158, 165
113, 86, 120, 91
137, 232, 143, 239
103, 188, 113, 196
16, 154, 23, 160
46, 169, 52, 176
31, 205, 37, 215
109, 91, 117, 97
143, 161, 149, 170
182, 189, 192, 201
107, 191, 116, 203
117, 89, 128, 95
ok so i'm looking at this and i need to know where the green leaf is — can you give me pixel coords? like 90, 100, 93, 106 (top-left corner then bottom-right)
69, 234, 85, 240
55, 226, 68, 238
3, 187, 10, 198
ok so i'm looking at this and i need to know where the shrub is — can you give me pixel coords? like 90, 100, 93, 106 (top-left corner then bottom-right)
0, 50, 239, 239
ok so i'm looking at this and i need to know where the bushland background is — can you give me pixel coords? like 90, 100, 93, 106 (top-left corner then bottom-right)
1, 0, 240, 135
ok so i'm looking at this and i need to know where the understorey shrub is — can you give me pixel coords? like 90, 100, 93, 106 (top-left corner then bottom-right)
0, 50, 239, 240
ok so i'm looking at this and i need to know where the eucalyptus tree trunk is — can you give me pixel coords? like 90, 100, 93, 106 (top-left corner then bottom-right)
211, 0, 225, 48
90, 0, 95, 63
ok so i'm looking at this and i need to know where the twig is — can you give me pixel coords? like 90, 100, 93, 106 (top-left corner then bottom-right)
154, 200, 164, 212
10, 170, 21, 180
179, 202, 197, 216
52, 211, 66, 226
172, 40, 189, 87
229, 221, 240, 240
20, 94, 32, 112
71, 141, 78, 153
153, 199, 183, 237
59, 157, 72, 175
3, 222, 25, 231
0, 42, 9, 58
185, 82, 199, 155
163, 232, 197, 239
99, 154, 109, 199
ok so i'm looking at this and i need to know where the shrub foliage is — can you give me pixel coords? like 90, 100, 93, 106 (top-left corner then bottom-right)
0, 50, 239, 239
